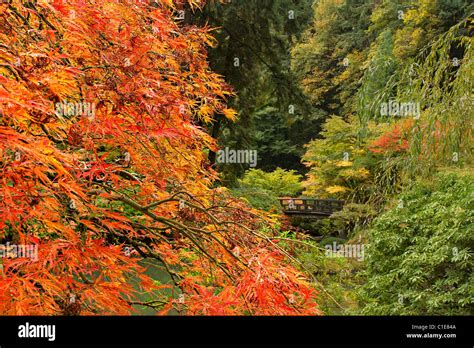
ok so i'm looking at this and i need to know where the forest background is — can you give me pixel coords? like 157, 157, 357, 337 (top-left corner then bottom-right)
0, 0, 472, 315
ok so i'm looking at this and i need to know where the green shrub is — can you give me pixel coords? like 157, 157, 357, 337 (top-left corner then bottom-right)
238, 168, 302, 197
319, 236, 347, 249
231, 186, 281, 212
359, 170, 474, 315
232, 168, 303, 211
329, 203, 377, 239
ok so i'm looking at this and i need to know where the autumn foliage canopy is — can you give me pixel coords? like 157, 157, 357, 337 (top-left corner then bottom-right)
0, 0, 320, 315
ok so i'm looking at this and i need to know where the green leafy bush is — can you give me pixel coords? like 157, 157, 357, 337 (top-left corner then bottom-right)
359, 170, 474, 315
231, 186, 281, 212
319, 236, 347, 249
238, 168, 303, 197
329, 203, 377, 239
232, 168, 303, 211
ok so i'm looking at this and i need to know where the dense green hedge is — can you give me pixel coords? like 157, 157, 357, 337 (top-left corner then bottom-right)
359, 170, 474, 315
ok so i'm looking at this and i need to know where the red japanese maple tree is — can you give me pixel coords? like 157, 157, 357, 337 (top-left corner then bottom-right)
0, 0, 320, 315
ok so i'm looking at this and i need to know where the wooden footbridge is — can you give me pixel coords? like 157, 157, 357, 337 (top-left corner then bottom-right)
278, 197, 344, 218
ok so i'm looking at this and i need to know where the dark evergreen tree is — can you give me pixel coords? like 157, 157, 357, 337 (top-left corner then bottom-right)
191, 0, 318, 183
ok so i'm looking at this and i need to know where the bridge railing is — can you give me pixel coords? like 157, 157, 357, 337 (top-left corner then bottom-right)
278, 197, 344, 216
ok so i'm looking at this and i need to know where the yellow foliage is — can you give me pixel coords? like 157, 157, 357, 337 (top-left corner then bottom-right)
222, 108, 238, 121
352, 149, 366, 155
335, 160, 353, 167
325, 185, 348, 194
197, 104, 213, 122
340, 168, 370, 180
357, 168, 370, 178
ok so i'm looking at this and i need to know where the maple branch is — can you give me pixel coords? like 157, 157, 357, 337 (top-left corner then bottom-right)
88, 187, 240, 280
113, 229, 182, 285
78, 272, 94, 285
89, 215, 182, 289
24, 1, 61, 36
107, 193, 241, 279
7, 5, 31, 28
39, 124, 66, 145
81, 65, 115, 71
127, 299, 168, 309
113, 170, 142, 182
125, 192, 250, 268
0, 63, 21, 81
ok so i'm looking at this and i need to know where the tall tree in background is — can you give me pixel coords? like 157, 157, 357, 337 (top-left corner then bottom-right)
292, 0, 472, 121
192, 0, 319, 181
291, 0, 373, 117
297, 0, 472, 209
